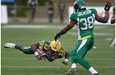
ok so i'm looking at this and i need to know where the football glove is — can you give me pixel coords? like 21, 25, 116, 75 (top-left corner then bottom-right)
34, 51, 46, 60
36, 55, 44, 60
54, 34, 60, 41
62, 59, 69, 65
104, 2, 112, 12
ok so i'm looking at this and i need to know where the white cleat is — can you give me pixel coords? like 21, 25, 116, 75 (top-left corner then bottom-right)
4, 43, 16, 48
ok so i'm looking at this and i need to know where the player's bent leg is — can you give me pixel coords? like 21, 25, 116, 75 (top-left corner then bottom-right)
64, 42, 81, 75
76, 48, 99, 75
4, 43, 34, 54
4, 43, 16, 48
76, 48, 99, 74
77, 58, 91, 69
70, 50, 77, 64
22, 47, 34, 54
14, 45, 34, 54
15, 44, 24, 51
76, 54, 99, 75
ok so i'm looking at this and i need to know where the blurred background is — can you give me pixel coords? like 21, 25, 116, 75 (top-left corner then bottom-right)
1, 0, 115, 23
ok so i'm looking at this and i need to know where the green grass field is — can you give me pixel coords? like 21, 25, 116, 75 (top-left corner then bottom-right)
1, 23, 115, 75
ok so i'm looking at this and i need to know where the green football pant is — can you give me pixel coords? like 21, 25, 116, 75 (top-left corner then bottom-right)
15, 45, 34, 54
70, 37, 94, 70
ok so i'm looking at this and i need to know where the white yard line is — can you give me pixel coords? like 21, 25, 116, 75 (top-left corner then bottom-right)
2, 25, 111, 36
1, 65, 114, 68
2, 25, 107, 29
67, 32, 113, 36
2, 25, 64, 29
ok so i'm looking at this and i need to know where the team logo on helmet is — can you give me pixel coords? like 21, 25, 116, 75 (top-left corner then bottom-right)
50, 40, 62, 52
74, 0, 86, 11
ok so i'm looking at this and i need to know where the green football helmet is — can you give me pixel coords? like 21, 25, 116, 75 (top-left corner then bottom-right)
74, 0, 86, 11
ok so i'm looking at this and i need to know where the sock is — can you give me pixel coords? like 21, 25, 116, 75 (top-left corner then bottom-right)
88, 67, 98, 74
71, 63, 77, 68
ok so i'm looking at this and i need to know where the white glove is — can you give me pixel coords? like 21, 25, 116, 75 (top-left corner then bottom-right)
62, 59, 69, 65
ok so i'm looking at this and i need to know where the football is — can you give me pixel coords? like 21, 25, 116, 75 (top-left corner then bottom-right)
35, 49, 45, 56
34, 49, 46, 59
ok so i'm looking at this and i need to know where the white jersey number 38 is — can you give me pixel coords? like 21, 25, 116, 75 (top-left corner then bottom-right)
79, 16, 94, 30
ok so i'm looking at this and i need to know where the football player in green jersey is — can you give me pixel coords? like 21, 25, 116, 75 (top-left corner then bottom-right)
54, 0, 112, 75
4, 40, 69, 65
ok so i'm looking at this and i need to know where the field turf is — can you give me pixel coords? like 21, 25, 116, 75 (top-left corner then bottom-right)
1, 23, 115, 75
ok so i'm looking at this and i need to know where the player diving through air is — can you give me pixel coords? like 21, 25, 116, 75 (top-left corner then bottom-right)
54, 0, 112, 75
4, 40, 69, 65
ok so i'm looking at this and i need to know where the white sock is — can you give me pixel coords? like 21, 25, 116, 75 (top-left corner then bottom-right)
88, 67, 98, 74
71, 63, 77, 68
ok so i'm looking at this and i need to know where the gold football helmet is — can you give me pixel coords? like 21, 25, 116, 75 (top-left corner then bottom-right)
50, 40, 62, 52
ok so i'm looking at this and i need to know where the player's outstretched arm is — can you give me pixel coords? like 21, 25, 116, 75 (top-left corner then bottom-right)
62, 51, 69, 65
64, 51, 69, 60
54, 21, 76, 41
95, 2, 112, 23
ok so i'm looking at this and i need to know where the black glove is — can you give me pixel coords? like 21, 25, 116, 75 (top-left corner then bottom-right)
54, 34, 60, 41
36, 55, 44, 60
104, 2, 112, 12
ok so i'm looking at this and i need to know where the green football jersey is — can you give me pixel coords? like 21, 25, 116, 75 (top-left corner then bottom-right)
70, 8, 97, 39
38, 41, 51, 51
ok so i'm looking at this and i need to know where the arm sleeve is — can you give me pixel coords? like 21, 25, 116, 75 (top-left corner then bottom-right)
70, 12, 77, 22
91, 8, 97, 16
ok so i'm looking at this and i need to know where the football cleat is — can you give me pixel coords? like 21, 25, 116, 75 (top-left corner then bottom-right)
62, 59, 69, 65
4, 43, 16, 48
64, 68, 76, 75
93, 73, 100, 75
62, 61, 68, 65
109, 39, 115, 47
